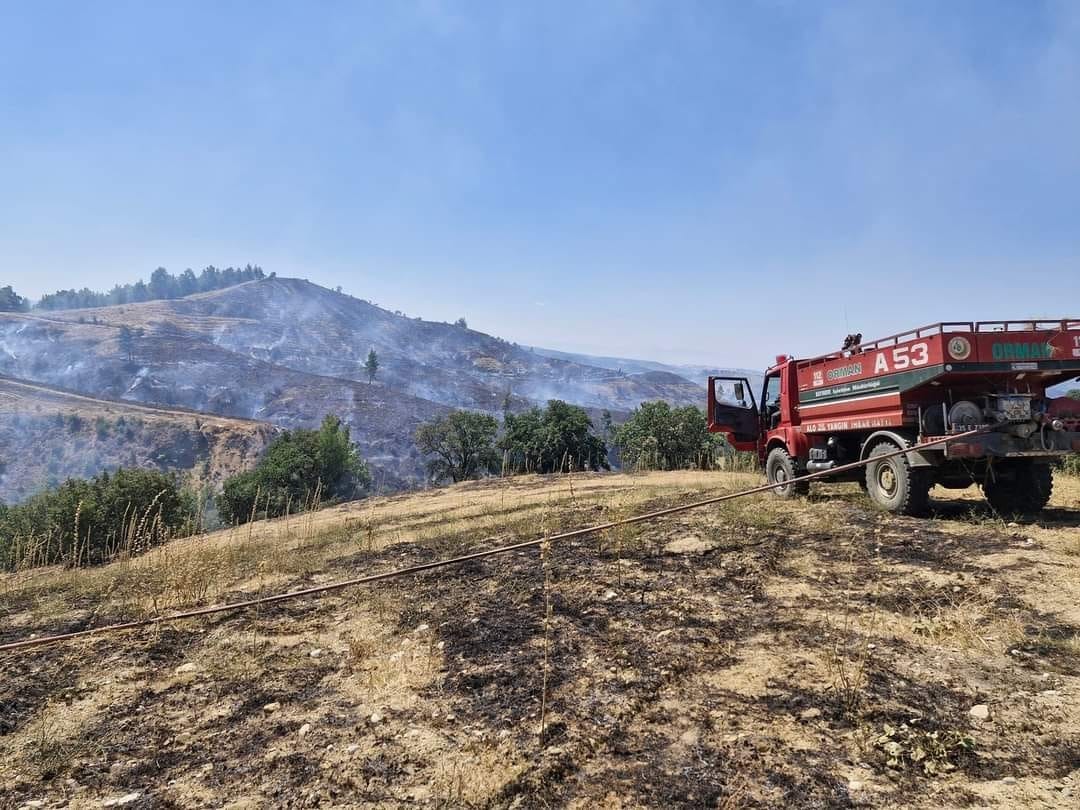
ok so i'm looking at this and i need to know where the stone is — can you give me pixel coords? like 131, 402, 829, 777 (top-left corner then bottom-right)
969, 704, 990, 721
298, 723, 312, 738
263, 702, 281, 713
309, 649, 323, 658
663, 535, 716, 554
1002, 776, 1017, 785
800, 708, 822, 721
847, 780, 864, 791
602, 590, 618, 601
103, 794, 141, 808
174, 663, 198, 674
346, 744, 360, 755
415, 624, 430, 633
369, 711, 384, 724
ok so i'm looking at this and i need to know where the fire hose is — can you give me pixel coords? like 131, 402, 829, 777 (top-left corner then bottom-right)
0, 427, 990, 654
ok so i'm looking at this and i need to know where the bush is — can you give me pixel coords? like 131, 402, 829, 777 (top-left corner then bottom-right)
500, 400, 609, 474
0, 468, 193, 569
216, 414, 370, 525
614, 401, 723, 471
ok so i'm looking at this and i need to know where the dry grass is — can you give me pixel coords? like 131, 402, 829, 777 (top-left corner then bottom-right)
0, 470, 757, 626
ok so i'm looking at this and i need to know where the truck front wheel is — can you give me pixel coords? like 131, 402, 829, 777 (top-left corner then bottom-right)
983, 462, 1053, 515
865, 442, 931, 516
765, 447, 809, 498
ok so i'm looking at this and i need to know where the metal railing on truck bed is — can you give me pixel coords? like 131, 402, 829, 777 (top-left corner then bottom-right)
796, 319, 1080, 370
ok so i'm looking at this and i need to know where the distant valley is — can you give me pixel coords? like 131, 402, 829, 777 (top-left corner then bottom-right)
0, 376, 274, 504
526, 345, 762, 391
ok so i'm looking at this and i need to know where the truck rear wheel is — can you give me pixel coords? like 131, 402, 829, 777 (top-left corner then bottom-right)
766, 447, 809, 498
983, 462, 1053, 515
865, 442, 931, 516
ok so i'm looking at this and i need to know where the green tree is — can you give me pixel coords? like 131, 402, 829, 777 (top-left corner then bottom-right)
500, 400, 609, 474
454, 317, 468, 328
415, 410, 500, 483
614, 401, 720, 471
148, 267, 175, 299
0, 285, 28, 312
365, 348, 380, 383
216, 414, 369, 525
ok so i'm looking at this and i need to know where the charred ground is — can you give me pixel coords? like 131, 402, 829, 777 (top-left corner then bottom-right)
1, 471, 1078, 808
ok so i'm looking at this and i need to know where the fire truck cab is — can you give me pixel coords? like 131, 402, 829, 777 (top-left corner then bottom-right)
708, 320, 1080, 516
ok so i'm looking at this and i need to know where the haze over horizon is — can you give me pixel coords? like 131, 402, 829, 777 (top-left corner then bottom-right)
3, 2, 1079, 368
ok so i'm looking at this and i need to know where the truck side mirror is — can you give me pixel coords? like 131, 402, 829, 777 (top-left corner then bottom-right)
733, 382, 745, 402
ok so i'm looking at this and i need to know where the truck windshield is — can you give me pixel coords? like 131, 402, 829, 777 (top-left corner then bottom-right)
763, 374, 781, 406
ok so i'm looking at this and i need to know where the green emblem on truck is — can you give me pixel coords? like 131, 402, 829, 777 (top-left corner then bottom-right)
991, 342, 1053, 361
826, 362, 862, 381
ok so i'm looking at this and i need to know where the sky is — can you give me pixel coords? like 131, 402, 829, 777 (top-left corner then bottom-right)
1, 1, 1078, 368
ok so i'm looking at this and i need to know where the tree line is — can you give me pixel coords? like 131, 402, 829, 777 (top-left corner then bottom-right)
414, 399, 726, 484
0, 414, 368, 569
0, 468, 195, 569
1, 265, 267, 312
0, 399, 729, 570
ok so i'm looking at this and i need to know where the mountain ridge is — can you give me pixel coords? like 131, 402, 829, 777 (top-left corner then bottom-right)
0, 277, 719, 497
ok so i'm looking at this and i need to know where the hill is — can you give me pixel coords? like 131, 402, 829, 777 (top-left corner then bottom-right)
0, 376, 275, 504
528, 345, 763, 390
1, 472, 1078, 806
0, 277, 706, 495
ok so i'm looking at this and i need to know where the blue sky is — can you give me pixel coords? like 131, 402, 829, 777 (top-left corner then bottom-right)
1, 1, 1078, 367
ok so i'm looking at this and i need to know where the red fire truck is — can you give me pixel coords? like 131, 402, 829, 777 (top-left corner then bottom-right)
708, 320, 1080, 515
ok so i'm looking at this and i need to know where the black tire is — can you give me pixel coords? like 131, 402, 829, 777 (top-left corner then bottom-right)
864, 442, 931, 516
983, 463, 1053, 515
766, 447, 809, 498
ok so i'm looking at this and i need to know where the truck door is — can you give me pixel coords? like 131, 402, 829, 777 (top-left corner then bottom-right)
707, 376, 760, 452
